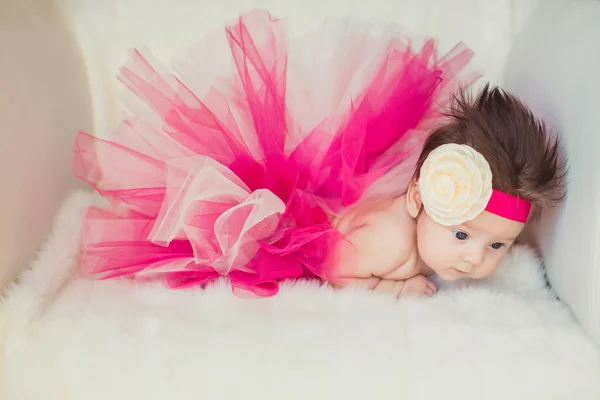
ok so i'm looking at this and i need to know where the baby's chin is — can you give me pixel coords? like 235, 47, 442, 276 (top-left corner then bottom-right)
435, 269, 495, 281
432, 268, 468, 281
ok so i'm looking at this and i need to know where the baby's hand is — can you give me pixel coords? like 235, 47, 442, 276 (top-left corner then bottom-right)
398, 274, 438, 297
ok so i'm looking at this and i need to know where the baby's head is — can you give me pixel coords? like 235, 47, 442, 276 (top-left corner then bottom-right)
406, 84, 567, 281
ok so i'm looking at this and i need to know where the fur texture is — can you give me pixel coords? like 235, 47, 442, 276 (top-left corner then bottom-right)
0, 191, 599, 400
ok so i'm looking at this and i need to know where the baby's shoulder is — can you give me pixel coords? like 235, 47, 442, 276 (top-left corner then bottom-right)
334, 196, 417, 278
333, 195, 415, 246
368, 195, 413, 232
363, 196, 414, 243
362, 197, 417, 276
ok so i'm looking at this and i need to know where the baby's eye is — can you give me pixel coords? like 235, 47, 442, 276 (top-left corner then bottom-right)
490, 242, 504, 250
454, 231, 468, 241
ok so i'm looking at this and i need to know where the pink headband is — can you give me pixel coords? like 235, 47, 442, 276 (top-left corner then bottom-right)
485, 189, 531, 223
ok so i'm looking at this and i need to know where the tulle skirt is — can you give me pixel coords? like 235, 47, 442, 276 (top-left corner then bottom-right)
73, 9, 477, 297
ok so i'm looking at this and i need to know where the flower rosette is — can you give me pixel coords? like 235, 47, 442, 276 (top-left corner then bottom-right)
418, 143, 493, 225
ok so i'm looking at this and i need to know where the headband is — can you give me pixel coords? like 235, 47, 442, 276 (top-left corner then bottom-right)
485, 189, 531, 223
418, 143, 531, 226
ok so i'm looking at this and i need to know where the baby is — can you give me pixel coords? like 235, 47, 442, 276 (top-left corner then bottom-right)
330, 84, 566, 297
72, 12, 567, 299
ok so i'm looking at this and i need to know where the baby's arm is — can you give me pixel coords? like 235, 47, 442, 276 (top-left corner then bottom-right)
342, 276, 437, 297
334, 214, 437, 297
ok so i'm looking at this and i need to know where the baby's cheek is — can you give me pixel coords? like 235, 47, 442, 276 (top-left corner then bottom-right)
417, 234, 444, 269
415, 215, 453, 270
472, 260, 500, 279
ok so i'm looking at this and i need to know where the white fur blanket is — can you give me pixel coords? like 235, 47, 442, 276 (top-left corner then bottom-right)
1, 191, 599, 400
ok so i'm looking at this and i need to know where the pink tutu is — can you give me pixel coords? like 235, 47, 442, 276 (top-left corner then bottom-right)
73, 10, 477, 297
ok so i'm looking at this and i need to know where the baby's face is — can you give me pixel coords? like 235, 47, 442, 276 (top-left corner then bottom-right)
415, 209, 525, 281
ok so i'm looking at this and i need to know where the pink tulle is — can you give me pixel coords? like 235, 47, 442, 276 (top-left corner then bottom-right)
73, 10, 477, 297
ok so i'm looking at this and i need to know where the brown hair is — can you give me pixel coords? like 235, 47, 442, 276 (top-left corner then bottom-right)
413, 83, 567, 221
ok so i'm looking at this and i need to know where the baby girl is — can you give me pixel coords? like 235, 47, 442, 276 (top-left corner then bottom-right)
330, 84, 566, 297
72, 11, 566, 298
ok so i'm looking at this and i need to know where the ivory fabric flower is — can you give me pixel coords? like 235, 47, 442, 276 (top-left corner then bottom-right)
418, 143, 493, 226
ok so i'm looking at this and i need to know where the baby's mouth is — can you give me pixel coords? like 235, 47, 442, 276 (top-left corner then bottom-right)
451, 267, 469, 275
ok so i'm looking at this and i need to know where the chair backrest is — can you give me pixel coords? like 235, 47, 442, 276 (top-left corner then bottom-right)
503, 0, 600, 344
0, 1, 93, 293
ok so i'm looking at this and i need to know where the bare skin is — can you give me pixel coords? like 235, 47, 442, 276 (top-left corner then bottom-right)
328, 180, 525, 297
329, 194, 437, 297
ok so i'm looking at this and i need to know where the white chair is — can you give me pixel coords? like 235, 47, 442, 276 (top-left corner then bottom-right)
1, 0, 599, 398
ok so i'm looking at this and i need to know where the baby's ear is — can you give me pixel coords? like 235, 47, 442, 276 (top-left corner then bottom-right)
406, 179, 422, 218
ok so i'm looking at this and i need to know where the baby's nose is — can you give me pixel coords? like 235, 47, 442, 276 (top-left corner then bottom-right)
463, 247, 485, 267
